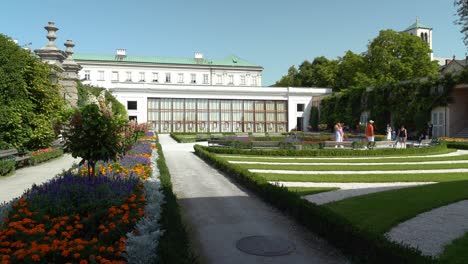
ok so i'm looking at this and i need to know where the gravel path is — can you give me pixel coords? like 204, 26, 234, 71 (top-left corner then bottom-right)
386, 200, 468, 257
159, 135, 347, 264
0, 154, 79, 203
220, 149, 468, 160
250, 168, 468, 175
271, 181, 436, 205
229, 160, 468, 166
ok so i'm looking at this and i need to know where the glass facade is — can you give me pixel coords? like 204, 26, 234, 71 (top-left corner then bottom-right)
147, 98, 288, 133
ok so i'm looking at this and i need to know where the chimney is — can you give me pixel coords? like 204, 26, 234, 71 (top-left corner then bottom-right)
194, 52, 204, 64
116, 49, 127, 61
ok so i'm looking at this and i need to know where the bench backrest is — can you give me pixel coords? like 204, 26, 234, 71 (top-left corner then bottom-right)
0, 148, 18, 158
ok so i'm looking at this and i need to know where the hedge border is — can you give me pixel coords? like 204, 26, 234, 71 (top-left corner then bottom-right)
445, 142, 468, 150
156, 139, 198, 264
30, 149, 64, 166
194, 145, 434, 264
200, 143, 450, 157
0, 159, 15, 176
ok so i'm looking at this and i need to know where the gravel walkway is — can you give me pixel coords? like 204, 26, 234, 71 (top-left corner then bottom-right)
229, 160, 468, 166
386, 200, 468, 257
159, 135, 347, 264
250, 168, 468, 175
219, 149, 468, 160
0, 154, 79, 203
271, 181, 436, 205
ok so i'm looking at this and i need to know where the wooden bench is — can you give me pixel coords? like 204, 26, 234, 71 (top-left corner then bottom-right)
323, 141, 353, 149
371, 141, 398, 149
207, 140, 230, 147
251, 141, 280, 149
210, 133, 224, 140
0, 148, 31, 165
414, 139, 438, 148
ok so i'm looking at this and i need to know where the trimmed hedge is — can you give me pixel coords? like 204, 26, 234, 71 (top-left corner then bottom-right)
199, 142, 450, 157
156, 140, 197, 263
30, 149, 64, 166
445, 141, 468, 150
194, 145, 433, 263
170, 132, 235, 143
0, 159, 15, 176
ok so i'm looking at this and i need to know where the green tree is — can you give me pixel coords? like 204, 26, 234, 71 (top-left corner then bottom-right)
0, 34, 66, 150
455, 0, 468, 47
65, 104, 122, 178
365, 30, 439, 86
77, 82, 127, 120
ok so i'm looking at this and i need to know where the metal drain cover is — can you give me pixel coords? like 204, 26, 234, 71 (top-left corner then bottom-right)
236, 235, 295, 256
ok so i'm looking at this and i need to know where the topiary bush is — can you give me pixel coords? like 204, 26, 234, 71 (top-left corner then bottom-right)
0, 159, 15, 176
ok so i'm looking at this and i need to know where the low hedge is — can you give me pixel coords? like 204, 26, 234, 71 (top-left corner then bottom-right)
0, 159, 15, 176
156, 140, 197, 263
170, 132, 235, 143
445, 141, 468, 150
30, 149, 64, 166
199, 142, 450, 157
194, 145, 433, 263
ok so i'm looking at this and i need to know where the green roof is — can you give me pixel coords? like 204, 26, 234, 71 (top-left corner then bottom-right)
72, 53, 262, 68
404, 18, 432, 31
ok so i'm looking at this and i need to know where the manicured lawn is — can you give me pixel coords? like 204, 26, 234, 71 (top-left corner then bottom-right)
221, 154, 468, 163
324, 181, 468, 235
257, 172, 468, 182
439, 232, 468, 264
286, 186, 339, 196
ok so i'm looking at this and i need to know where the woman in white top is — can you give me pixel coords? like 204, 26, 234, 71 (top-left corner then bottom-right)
386, 124, 392, 140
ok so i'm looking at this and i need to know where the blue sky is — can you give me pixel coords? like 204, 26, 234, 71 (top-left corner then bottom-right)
1, 0, 465, 85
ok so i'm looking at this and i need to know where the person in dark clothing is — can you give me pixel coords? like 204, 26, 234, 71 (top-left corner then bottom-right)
426, 123, 433, 139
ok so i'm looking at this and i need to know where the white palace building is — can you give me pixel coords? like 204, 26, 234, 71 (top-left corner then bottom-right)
32, 22, 330, 134
72, 50, 330, 134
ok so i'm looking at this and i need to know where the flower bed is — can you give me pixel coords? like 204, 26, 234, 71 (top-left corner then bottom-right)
0, 133, 164, 264
30, 148, 64, 166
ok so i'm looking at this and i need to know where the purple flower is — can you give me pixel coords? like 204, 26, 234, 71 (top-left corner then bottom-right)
120, 155, 151, 167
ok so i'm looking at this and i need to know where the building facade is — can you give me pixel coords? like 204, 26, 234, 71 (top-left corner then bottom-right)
73, 50, 330, 133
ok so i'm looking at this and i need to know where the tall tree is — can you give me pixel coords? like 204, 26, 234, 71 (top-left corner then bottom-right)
455, 0, 468, 47
365, 30, 439, 86
0, 34, 66, 150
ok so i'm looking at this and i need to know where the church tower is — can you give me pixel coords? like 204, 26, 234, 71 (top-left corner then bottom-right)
402, 17, 433, 60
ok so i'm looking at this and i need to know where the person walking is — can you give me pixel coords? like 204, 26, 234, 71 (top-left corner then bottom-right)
397, 125, 408, 148
334, 122, 343, 148
386, 124, 392, 141
366, 120, 375, 142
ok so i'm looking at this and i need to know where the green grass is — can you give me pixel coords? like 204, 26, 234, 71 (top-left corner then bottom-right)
324, 181, 468, 235
234, 162, 468, 171
439, 232, 468, 264
286, 186, 339, 196
257, 172, 468, 182
221, 154, 468, 163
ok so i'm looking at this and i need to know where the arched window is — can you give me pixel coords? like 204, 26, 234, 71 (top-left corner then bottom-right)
424, 32, 428, 43
420, 32, 424, 40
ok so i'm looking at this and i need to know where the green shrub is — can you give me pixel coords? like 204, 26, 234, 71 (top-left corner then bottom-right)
194, 145, 433, 263
156, 140, 197, 263
199, 142, 449, 157
30, 149, 63, 165
0, 159, 15, 176
445, 141, 468, 150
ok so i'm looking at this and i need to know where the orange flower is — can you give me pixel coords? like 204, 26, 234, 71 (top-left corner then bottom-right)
80, 260, 88, 264
106, 246, 114, 253
31, 254, 40, 262
73, 253, 80, 259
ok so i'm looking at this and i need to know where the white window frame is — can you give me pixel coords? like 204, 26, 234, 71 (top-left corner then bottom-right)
152, 72, 158, 82
216, 74, 222, 84
228, 75, 234, 85
178, 73, 184, 83
203, 74, 209, 84
165, 73, 171, 83
251, 75, 257, 86
111, 71, 119, 82
240, 75, 246, 85
191, 73, 196, 84
84, 70, 90, 81
126, 72, 132, 82
139, 72, 145, 82
98, 71, 105, 81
